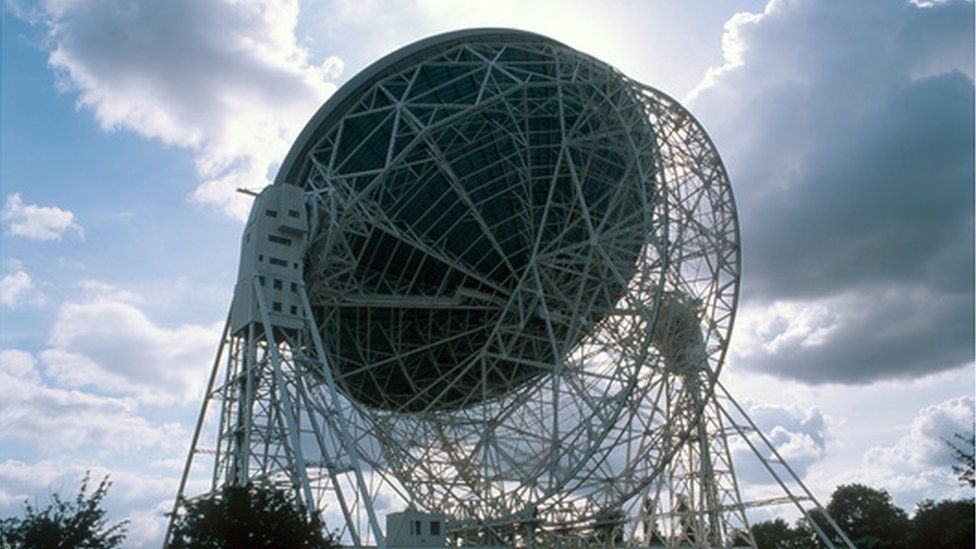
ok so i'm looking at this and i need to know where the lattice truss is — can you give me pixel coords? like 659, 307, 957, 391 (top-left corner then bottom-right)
293, 36, 740, 544
169, 32, 855, 549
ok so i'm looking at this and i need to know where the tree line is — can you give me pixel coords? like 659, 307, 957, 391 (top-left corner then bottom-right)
751, 483, 973, 549
752, 433, 975, 549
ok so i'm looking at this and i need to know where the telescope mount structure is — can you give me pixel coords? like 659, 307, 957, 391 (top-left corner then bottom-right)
166, 29, 855, 549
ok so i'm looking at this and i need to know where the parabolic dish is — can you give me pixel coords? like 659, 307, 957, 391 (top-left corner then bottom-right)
281, 30, 658, 413
272, 28, 739, 534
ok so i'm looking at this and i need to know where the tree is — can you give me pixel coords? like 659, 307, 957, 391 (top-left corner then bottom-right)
946, 432, 975, 488
908, 498, 975, 549
811, 484, 910, 549
168, 483, 338, 548
0, 471, 127, 549
751, 486, 973, 549
751, 518, 816, 549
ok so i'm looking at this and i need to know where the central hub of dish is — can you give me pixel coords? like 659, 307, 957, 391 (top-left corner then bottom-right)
296, 33, 657, 412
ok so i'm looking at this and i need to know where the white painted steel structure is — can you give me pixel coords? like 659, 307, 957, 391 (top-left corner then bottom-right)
166, 29, 856, 548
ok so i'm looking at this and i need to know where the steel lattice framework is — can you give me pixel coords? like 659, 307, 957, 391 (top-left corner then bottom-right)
167, 29, 856, 549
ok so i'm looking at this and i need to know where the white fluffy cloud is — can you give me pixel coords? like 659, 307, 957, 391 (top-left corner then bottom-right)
0, 460, 180, 549
38, 283, 221, 405
0, 349, 182, 454
1, 270, 33, 307
1, 259, 46, 308
0, 345, 202, 547
33, 0, 341, 219
0, 349, 42, 384
692, 0, 974, 383
2, 193, 84, 241
1, 270, 41, 309
835, 396, 976, 508
729, 402, 829, 488
867, 396, 974, 472
0, 348, 192, 547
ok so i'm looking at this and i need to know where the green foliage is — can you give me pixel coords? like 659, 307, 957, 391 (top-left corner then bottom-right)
946, 432, 975, 488
815, 483, 909, 549
0, 472, 127, 549
908, 498, 974, 549
751, 517, 816, 549
754, 484, 973, 549
168, 483, 338, 548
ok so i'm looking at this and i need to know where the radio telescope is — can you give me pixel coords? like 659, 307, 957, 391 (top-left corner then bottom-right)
167, 29, 855, 548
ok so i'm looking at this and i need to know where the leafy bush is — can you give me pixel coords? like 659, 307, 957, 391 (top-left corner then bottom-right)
818, 483, 910, 549
909, 498, 975, 549
751, 517, 817, 549
0, 472, 127, 549
168, 483, 337, 548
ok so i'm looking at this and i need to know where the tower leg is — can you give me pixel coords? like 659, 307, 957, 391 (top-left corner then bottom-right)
164, 278, 389, 547
712, 380, 856, 549
163, 315, 230, 548
641, 372, 753, 548
638, 374, 857, 549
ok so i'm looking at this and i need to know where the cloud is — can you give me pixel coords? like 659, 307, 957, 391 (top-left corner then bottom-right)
78, 278, 143, 303
0, 349, 183, 454
729, 402, 829, 487
691, 0, 975, 383
1, 259, 46, 308
732, 287, 972, 383
0, 460, 180, 549
835, 396, 975, 508
1, 270, 40, 309
122, 502, 172, 549
868, 396, 974, 471
1, 270, 34, 306
38, 283, 222, 405
2, 193, 84, 241
0, 349, 42, 384
30, 0, 341, 220
1, 348, 191, 546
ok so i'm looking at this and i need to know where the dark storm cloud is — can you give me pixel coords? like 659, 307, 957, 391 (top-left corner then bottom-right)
690, 0, 974, 383
743, 71, 973, 299
733, 286, 972, 383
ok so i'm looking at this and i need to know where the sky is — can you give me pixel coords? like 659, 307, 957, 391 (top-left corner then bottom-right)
1, 0, 973, 546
